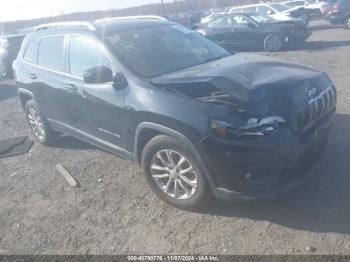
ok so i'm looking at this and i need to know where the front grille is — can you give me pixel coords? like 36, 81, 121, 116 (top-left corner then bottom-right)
297, 84, 336, 132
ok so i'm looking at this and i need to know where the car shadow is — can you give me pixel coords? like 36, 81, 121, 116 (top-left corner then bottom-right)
290, 40, 350, 51
226, 40, 350, 53
199, 113, 350, 235
53, 136, 96, 150
0, 82, 17, 102
309, 23, 344, 31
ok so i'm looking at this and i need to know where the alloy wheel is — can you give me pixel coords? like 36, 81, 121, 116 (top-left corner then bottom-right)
150, 149, 198, 200
27, 108, 46, 141
266, 35, 282, 52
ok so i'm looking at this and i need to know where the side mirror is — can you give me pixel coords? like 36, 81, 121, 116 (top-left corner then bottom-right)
112, 71, 126, 89
266, 10, 274, 15
83, 66, 113, 84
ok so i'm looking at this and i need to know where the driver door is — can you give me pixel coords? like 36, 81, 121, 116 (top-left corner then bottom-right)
66, 34, 128, 151
229, 15, 260, 48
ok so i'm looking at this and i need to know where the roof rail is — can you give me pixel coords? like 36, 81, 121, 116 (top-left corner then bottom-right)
94, 15, 167, 23
34, 22, 95, 32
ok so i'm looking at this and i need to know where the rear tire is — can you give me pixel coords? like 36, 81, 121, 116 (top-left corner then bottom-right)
263, 33, 283, 52
25, 100, 60, 146
141, 135, 211, 210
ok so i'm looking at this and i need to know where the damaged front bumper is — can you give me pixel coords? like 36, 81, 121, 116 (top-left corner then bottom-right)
195, 111, 336, 202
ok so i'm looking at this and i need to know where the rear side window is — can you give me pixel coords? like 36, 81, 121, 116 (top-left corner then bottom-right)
23, 39, 38, 64
38, 35, 65, 72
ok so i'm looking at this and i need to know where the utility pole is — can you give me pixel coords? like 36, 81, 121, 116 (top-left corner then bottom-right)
161, 0, 165, 16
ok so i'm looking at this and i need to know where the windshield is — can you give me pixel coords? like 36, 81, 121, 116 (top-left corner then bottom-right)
250, 14, 275, 23
104, 24, 230, 78
270, 3, 290, 11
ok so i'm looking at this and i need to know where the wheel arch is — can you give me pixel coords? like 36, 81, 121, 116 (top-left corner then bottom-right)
133, 122, 217, 190
17, 88, 34, 109
134, 122, 197, 165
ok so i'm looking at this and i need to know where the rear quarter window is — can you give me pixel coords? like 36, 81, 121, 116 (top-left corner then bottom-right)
23, 39, 38, 64
38, 35, 65, 72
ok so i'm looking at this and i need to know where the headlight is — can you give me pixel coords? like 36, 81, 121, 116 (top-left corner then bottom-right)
209, 116, 286, 139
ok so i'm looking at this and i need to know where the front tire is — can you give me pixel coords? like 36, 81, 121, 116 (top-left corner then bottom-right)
141, 135, 211, 210
25, 100, 60, 146
263, 33, 283, 52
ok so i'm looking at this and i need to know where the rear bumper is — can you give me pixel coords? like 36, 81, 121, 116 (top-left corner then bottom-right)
326, 13, 348, 24
196, 112, 335, 202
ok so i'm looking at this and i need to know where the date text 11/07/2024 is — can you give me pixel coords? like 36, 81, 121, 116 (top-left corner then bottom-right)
127, 255, 220, 261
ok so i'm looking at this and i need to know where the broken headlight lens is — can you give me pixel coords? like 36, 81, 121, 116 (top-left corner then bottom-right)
209, 116, 286, 139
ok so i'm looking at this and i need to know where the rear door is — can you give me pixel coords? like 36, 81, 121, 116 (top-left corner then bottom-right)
33, 35, 71, 127
18, 38, 39, 94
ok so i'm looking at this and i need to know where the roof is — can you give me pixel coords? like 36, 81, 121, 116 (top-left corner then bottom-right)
93, 17, 173, 34
30, 16, 172, 37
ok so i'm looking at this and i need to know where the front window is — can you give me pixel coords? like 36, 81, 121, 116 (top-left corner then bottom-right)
68, 35, 113, 78
208, 16, 232, 27
230, 15, 252, 26
250, 14, 275, 23
104, 24, 230, 78
257, 6, 272, 15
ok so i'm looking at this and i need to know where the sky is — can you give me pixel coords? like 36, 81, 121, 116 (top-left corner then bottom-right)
0, 0, 169, 22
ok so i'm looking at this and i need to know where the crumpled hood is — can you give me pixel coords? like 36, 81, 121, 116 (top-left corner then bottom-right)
151, 53, 331, 119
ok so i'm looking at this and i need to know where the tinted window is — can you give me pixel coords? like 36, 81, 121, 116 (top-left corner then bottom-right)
105, 25, 229, 78
38, 35, 65, 72
257, 6, 272, 15
69, 35, 112, 78
209, 16, 232, 27
23, 39, 38, 64
231, 15, 251, 26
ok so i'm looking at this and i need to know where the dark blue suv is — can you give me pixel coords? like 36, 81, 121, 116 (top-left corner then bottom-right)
14, 17, 336, 210
327, 0, 350, 28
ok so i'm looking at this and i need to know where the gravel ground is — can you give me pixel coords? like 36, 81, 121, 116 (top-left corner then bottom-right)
0, 20, 350, 255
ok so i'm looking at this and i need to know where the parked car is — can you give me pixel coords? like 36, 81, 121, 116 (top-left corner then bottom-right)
283, 0, 326, 18
196, 13, 311, 52
229, 3, 309, 24
200, 12, 226, 24
0, 30, 30, 80
14, 18, 336, 210
168, 11, 203, 28
326, 0, 350, 28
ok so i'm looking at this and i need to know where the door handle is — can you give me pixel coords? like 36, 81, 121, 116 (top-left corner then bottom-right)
28, 73, 37, 80
64, 83, 78, 92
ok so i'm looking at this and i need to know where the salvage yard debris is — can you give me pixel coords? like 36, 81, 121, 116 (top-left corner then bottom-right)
56, 164, 80, 187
